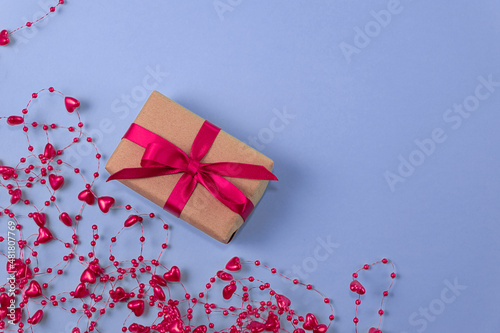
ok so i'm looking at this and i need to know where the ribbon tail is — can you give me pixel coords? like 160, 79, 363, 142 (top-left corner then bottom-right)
164, 173, 198, 217
201, 162, 278, 181
107, 167, 183, 182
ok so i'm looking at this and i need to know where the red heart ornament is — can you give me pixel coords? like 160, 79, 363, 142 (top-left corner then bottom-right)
303, 313, 319, 331
350, 280, 366, 295
59, 212, 73, 227
216, 270, 233, 281
73, 283, 89, 298
80, 268, 96, 284
10, 188, 22, 204
29, 309, 44, 325
78, 189, 95, 205
265, 312, 280, 331
65, 97, 80, 113
225, 257, 241, 271
153, 285, 166, 301
313, 324, 328, 333
44, 143, 56, 159
166, 319, 184, 333
129, 323, 151, 333
7, 115, 23, 125
163, 266, 181, 282
32, 212, 46, 227
0, 30, 9, 46
127, 300, 145, 317
293, 329, 306, 333
98, 196, 115, 213
124, 214, 142, 227
0, 166, 14, 179
193, 325, 207, 333
276, 294, 291, 311
49, 174, 64, 190
151, 274, 167, 286
109, 287, 128, 302
369, 328, 382, 333
37, 227, 53, 244
0, 293, 13, 308
247, 321, 265, 333
72, 328, 81, 333
25, 280, 42, 298
222, 283, 237, 300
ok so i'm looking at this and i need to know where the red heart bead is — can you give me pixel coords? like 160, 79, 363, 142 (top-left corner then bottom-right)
73, 283, 89, 298
222, 283, 237, 300
7, 115, 23, 125
98, 196, 115, 213
65, 96, 80, 113
303, 313, 319, 331
153, 285, 166, 301
166, 319, 184, 333
193, 325, 207, 333
129, 323, 150, 333
127, 300, 145, 317
25, 280, 42, 298
276, 294, 291, 311
44, 143, 56, 159
49, 174, 64, 190
247, 321, 265, 333
369, 328, 382, 333
293, 329, 306, 333
313, 324, 328, 333
32, 212, 46, 227
36, 227, 53, 244
29, 309, 44, 325
59, 212, 73, 227
151, 274, 167, 286
124, 214, 142, 227
0, 30, 10, 46
225, 257, 241, 271
0, 166, 14, 179
265, 312, 280, 331
10, 188, 22, 204
72, 328, 81, 333
78, 189, 95, 205
216, 270, 233, 281
0, 293, 14, 308
80, 268, 96, 284
163, 266, 181, 282
350, 280, 366, 295
109, 287, 128, 302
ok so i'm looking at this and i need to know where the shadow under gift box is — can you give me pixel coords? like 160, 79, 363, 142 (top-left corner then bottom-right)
105, 91, 275, 244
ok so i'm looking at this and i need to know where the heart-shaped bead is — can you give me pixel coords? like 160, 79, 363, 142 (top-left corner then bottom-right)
7, 115, 23, 125
312, 324, 328, 333
0, 30, 10, 46
166, 319, 184, 333
293, 329, 306, 333
98, 196, 115, 213
225, 256, 241, 271
216, 270, 233, 281
65, 96, 80, 113
88, 261, 104, 275
36, 227, 53, 244
247, 321, 265, 333
153, 285, 166, 301
124, 214, 142, 227
72, 328, 81, 333
193, 325, 207, 333
265, 312, 280, 331
59, 212, 73, 227
29, 309, 44, 325
109, 287, 128, 302
127, 300, 145, 317
44, 143, 56, 159
78, 189, 95, 205
49, 174, 64, 190
0, 293, 13, 308
10, 188, 22, 204
368, 328, 382, 333
129, 323, 150, 333
151, 274, 167, 286
303, 313, 319, 331
222, 283, 237, 300
350, 280, 366, 295
80, 268, 96, 284
25, 280, 42, 298
276, 294, 291, 311
0, 166, 15, 179
32, 212, 46, 227
73, 283, 89, 298
163, 266, 181, 282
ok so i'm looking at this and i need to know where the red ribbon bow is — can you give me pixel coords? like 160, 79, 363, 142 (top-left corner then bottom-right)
107, 121, 277, 220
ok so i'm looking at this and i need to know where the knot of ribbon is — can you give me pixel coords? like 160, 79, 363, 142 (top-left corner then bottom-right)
107, 121, 278, 220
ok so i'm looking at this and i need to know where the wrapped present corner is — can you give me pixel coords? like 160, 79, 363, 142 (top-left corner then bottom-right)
105, 91, 277, 243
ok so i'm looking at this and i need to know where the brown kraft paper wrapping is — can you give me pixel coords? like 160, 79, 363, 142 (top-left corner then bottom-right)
105, 91, 274, 243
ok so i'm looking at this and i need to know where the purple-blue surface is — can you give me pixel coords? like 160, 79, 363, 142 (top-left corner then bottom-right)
1, 1, 500, 332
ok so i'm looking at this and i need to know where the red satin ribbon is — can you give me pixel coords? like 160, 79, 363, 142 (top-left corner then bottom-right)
107, 121, 278, 220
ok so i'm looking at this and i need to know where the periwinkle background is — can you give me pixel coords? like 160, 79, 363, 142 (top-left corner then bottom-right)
1, 1, 499, 332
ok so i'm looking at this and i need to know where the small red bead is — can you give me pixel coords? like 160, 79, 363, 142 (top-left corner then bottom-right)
353, 317, 359, 324
383, 291, 389, 297
26, 22, 33, 28
379, 309, 384, 315
50, 7, 55, 12
382, 258, 388, 264
391, 272, 396, 279
48, 87, 55, 92
363, 264, 370, 270
31, 92, 37, 97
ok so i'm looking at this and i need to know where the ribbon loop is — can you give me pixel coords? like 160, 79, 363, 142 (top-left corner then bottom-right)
108, 121, 277, 220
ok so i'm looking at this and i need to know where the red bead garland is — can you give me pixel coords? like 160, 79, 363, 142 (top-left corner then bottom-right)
0, 89, 396, 332
0, 1, 65, 46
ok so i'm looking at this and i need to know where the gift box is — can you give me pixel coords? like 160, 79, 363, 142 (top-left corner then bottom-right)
105, 91, 277, 243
